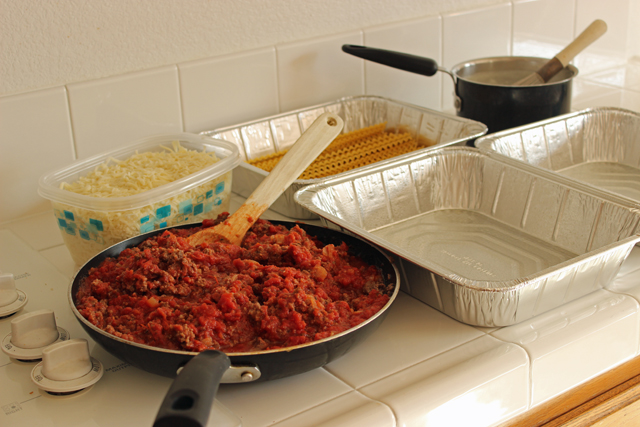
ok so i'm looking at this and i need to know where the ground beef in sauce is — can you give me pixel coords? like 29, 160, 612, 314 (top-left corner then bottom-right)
75, 215, 392, 353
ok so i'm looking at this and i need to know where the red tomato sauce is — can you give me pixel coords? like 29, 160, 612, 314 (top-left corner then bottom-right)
76, 216, 392, 353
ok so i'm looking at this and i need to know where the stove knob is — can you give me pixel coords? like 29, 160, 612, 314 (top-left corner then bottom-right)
0, 273, 27, 318
42, 339, 93, 381
2, 309, 70, 360
0, 273, 18, 305
11, 309, 61, 348
31, 338, 103, 394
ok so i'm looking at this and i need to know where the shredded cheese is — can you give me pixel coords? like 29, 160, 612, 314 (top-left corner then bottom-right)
55, 141, 232, 266
61, 141, 220, 197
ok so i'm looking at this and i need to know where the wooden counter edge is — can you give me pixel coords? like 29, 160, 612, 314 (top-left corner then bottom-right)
498, 354, 640, 427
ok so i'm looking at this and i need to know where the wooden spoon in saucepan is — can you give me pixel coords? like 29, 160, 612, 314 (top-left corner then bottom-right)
514, 19, 607, 86
187, 112, 344, 247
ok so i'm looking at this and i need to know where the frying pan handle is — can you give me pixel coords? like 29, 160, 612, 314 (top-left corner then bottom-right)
154, 350, 231, 427
342, 44, 439, 77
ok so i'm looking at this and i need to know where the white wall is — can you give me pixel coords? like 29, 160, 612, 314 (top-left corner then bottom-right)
1, 0, 639, 225
1, 0, 501, 96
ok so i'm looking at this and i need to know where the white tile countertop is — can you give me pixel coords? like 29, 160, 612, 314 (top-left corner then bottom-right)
1, 0, 639, 424
2, 192, 640, 427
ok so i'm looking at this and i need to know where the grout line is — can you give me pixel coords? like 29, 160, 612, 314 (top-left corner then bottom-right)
273, 46, 282, 114
509, 0, 514, 56
64, 86, 79, 161
176, 65, 186, 133
572, 0, 578, 39
359, 30, 366, 95
439, 12, 445, 110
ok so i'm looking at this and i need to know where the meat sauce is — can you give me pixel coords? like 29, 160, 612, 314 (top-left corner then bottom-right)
76, 216, 392, 353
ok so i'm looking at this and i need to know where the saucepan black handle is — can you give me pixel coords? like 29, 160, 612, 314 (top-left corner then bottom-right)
342, 44, 439, 77
154, 350, 231, 427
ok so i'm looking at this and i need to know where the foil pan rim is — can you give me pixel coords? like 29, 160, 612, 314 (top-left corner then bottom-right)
295, 146, 640, 292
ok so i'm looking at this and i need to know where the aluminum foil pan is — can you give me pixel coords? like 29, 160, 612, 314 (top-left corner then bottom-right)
475, 107, 640, 205
294, 147, 640, 327
201, 96, 487, 219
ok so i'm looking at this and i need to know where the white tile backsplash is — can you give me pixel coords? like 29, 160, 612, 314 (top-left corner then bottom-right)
276, 31, 364, 112
576, 0, 632, 59
363, 16, 443, 110
571, 78, 624, 110
441, 3, 513, 68
585, 61, 640, 90
0, 87, 75, 223
441, 3, 513, 112
512, 0, 576, 57
67, 65, 183, 159
1, 0, 639, 225
179, 47, 279, 133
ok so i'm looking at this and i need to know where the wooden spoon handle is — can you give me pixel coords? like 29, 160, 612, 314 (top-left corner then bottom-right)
554, 19, 607, 68
193, 112, 344, 245
518, 19, 607, 85
243, 112, 343, 212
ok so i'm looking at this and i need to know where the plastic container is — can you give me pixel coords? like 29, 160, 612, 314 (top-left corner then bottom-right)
38, 133, 241, 266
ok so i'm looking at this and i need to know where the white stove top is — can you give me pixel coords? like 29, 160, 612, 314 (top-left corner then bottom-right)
2, 205, 640, 427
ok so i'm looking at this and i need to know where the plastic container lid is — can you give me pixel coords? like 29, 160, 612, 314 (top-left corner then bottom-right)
38, 133, 241, 212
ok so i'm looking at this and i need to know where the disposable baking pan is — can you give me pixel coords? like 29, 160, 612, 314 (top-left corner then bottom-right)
475, 107, 640, 205
201, 95, 487, 219
295, 147, 640, 327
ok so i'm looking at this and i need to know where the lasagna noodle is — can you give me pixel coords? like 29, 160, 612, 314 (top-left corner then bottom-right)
248, 122, 420, 179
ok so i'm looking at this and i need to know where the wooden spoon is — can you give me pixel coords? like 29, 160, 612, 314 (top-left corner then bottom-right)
514, 19, 607, 86
187, 112, 344, 246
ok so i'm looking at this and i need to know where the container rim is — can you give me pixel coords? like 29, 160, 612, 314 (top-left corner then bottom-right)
37, 133, 241, 212
294, 146, 640, 289
450, 56, 579, 87
203, 94, 489, 178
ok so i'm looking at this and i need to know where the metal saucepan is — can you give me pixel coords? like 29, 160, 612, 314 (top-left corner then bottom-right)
342, 44, 578, 133
69, 220, 399, 427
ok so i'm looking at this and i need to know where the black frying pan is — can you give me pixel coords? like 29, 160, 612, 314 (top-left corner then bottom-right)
69, 220, 399, 427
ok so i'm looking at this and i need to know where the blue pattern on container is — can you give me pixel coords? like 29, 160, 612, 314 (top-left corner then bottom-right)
55, 209, 106, 243
65, 222, 77, 236
89, 218, 103, 231
179, 199, 193, 215
156, 205, 171, 219
56, 183, 226, 238
140, 222, 154, 233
